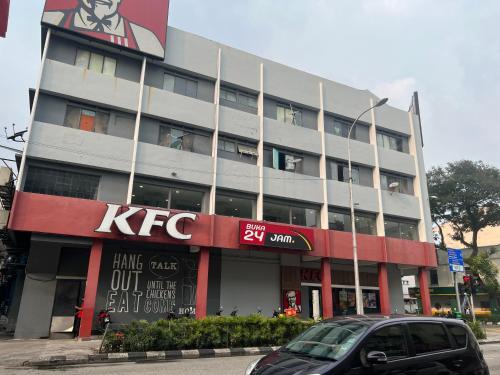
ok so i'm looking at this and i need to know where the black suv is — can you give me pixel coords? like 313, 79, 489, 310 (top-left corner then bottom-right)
246, 316, 489, 374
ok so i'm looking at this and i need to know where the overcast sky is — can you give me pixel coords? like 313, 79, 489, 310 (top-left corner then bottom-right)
0, 0, 499, 174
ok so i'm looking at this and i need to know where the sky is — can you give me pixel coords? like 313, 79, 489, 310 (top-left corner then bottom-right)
0, 0, 499, 175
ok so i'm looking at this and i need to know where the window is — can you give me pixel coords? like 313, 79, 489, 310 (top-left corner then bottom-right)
384, 217, 419, 241
132, 182, 204, 212
264, 200, 319, 227
64, 105, 110, 134
328, 160, 360, 185
377, 130, 407, 153
75, 49, 116, 76
430, 269, 439, 285
218, 137, 258, 164
324, 115, 370, 143
163, 72, 198, 98
215, 193, 254, 218
24, 167, 99, 200
362, 325, 409, 360
285, 321, 369, 361
158, 124, 211, 155
380, 172, 414, 195
409, 323, 451, 354
277, 104, 302, 126
446, 324, 467, 348
328, 209, 377, 235
220, 87, 258, 111
264, 148, 303, 173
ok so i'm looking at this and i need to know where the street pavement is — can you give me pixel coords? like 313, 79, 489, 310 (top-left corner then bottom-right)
1, 344, 500, 375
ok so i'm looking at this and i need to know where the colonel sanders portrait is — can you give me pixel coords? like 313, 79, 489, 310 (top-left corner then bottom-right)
285, 290, 302, 313
42, 0, 165, 57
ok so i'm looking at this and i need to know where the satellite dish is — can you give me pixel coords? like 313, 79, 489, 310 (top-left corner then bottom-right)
389, 182, 400, 195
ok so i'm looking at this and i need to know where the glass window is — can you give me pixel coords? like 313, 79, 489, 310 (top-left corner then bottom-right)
75, 50, 90, 68
409, 323, 451, 354
89, 53, 104, 73
64, 106, 82, 129
328, 210, 376, 235
362, 325, 409, 360
184, 78, 198, 98
384, 219, 400, 238
102, 57, 116, 76
239, 93, 257, 108
380, 172, 413, 195
291, 207, 318, 227
163, 73, 175, 92
132, 182, 170, 209
159, 126, 185, 149
170, 188, 203, 212
79, 109, 96, 132
377, 131, 406, 153
94, 112, 110, 134
385, 218, 419, 241
215, 194, 254, 218
263, 201, 290, 224
132, 182, 204, 212
220, 88, 237, 102
277, 104, 302, 126
24, 167, 99, 200
285, 321, 369, 361
158, 125, 210, 155
446, 325, 467, 348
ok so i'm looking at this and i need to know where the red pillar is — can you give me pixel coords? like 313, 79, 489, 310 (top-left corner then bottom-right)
378, 263, 391, 315
79, 239, 103, 338
321, 258, 333, 319
418, 268, 432, 316
195, 247, 210, 319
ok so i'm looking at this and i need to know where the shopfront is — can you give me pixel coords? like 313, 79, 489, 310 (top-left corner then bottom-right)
8, 192, 437, 338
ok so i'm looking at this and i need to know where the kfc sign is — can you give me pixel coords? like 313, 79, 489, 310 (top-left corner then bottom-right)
96, 204, 196, 240
42, 0, 170, 59
239, 220, 314, 251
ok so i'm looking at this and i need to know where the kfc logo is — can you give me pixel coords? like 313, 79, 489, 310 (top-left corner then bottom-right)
42, 0, 169, 58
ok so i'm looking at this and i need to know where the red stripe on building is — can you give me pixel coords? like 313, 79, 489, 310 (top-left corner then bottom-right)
0, 0, 10, 38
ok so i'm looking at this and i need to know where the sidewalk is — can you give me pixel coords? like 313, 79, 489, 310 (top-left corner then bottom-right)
0, 326, 499, 369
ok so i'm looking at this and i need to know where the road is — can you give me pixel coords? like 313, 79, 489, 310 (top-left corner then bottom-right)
1, 344, 500, 374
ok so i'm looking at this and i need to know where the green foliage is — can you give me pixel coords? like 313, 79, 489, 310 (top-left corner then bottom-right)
467, 320, 487, 340
467, 252, 500, 297
427, 160, 500, 256
102, 315, 315, 353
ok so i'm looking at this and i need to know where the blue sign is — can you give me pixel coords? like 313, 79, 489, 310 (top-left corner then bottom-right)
447, 249, 464, 272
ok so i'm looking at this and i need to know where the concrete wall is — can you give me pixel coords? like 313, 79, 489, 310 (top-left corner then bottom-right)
263, 167, 323, 204
387, 264, 405, 314
219, 106, 260, 141
264, 118, 322, 155
219, 251, 280, 316
216, 158, 260, 194
327, 180, 380, 213
381, 191, 421, 220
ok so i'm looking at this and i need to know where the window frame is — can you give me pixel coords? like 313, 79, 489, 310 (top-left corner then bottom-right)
407, 322, 453, 356
276, 103, 303, 126
380, 171, 414, 195
360, 323, 411, 363
75, 49, 116, 76
64, 103, 111, 134
376, 129, 407, 153
158, 122, 211, 153
263, 198, 320, 227
220, 86, 258, 109
162, 70, 199, 98
328, 208, 377, 235
215, 191, 256, 219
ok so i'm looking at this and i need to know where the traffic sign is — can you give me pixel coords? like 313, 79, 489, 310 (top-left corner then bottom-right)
448, 248, 464, 272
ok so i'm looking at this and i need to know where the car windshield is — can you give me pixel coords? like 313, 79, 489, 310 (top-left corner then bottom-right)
284, 321, 369, 361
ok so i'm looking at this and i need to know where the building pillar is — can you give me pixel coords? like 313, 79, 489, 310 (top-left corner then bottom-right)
321, 258, 333, 319
378, 263, 391, 315
418, 267, 432, 316
195, 247, 210, 319
79, 239, 103, 338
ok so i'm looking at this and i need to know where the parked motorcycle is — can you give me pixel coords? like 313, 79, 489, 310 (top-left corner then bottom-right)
97, 308, 112, 331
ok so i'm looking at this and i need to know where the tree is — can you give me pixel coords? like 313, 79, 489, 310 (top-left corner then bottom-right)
467, 251, 500, 308
427, 160, 500, 257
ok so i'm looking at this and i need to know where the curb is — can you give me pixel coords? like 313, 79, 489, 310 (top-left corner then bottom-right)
479, 340, 500, 346
25, 346, 280, 367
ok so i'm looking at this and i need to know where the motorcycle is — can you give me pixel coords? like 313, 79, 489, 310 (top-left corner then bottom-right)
97, 308, 112, 331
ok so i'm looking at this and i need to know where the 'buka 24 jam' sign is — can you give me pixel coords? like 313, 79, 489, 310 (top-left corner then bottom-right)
239, 220, 314, 251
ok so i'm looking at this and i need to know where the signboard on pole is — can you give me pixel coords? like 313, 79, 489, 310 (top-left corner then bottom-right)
447, 248, 464, 272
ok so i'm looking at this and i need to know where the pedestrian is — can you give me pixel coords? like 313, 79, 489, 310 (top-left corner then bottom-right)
74, 298, 84, 337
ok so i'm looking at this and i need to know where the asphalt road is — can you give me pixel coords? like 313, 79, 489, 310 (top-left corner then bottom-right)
2, 344, 500, 374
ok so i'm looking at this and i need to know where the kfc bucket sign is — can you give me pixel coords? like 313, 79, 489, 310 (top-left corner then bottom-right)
42, 0, 170, 59
96, 204, 196, 240
239, 220, 314, 251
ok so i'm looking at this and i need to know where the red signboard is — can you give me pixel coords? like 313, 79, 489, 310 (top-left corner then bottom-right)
41, 0, 170, 59
239, 220, 314, 251
0, 0, 9, 38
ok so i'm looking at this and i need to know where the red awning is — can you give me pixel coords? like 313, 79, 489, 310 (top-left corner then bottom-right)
0, 0, 10, 38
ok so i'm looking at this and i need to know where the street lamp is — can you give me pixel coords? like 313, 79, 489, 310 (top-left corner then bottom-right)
348, 97, 388, 315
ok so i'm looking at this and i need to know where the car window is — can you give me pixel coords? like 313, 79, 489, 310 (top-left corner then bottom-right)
446, 324, 468, 348
362, 324, 409, 360
409, 323, 451, 354
284, 321, 369, 361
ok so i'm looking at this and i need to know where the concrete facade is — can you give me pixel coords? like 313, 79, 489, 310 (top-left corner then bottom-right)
8, 23, 436, 339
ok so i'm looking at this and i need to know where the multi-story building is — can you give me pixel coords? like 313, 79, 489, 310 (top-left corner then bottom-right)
6, 3, 436, 339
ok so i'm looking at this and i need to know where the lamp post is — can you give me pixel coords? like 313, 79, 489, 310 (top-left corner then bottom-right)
348, 97, 388, 315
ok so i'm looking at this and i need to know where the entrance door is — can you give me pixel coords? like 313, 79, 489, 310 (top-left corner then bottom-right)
50, 279, 85, 335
